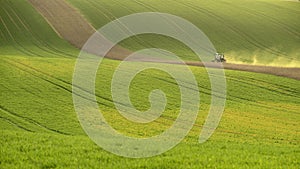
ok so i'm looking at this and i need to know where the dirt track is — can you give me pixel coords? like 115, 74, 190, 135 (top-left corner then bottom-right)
186, 62, 300, 80
28, 0, 299, 81
123, 58, 300, 80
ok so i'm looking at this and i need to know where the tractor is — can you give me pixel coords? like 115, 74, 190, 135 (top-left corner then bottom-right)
212, 52, 226, 63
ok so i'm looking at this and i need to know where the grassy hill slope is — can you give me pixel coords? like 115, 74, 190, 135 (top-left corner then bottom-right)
0, 0, 78, 58
1, 55, 300, 168
68, 0, 300, 66
0, 0, 299, 168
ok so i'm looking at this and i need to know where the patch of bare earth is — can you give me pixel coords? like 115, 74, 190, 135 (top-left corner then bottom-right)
27, 0, 95, 49
125, 58, 300, 81
186, 62, 300, 80
27, 0, 131, 58
28, 0, 299, 80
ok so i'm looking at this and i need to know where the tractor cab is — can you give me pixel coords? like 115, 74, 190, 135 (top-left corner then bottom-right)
212, 52, 226, 63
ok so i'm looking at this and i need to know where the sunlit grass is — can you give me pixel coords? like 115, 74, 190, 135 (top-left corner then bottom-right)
1, 55, 299, 168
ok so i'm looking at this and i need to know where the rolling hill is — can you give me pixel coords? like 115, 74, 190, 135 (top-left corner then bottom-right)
67, 0, 300, 67
0, 0, 299, 168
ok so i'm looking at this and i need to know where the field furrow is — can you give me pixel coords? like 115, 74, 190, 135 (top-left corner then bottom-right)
0, 105, 69, 135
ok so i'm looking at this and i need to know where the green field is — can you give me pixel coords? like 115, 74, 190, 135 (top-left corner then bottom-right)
68, 0, 300, 67
0, 0, 78, 57
1, 0, 300, 168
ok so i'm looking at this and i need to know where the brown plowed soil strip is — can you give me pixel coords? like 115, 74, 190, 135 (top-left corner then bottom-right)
187, 62, 300, 80
27, 0, 95, 49
27, 0, 131, 58
27, 0, 299, 80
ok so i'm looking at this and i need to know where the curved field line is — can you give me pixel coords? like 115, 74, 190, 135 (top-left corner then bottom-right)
263, 1, 300, 15
131, 0, 269, 58
0, 15, 33, 56
86, 0, 156, 50
6, 4, 75, 58
179, 1, 289, 58
231, 4, 300, 38
3, 59, 113, 107
2, 8, 21, 31
4, 5, 65, 57
200, 0, 300, 38
0, 105, 69, 135
134, 0, 215, 53
176, 1, 289, 58
0, 116, 33, 132
8, 5, 69, 57
226, 74, 300, 95
1, 6, 40, 56
134, 0, 249, 51
0, 8, 45, 57
226, 76, 300, 99
0, 24, 5, 40
5, 3, 74, 58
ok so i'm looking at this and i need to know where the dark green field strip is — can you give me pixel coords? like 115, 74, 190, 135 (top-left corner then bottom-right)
0, 14, 35, 56
0, 6, 51, 57
4, 4, 76, 58
2, 6, 58, 56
